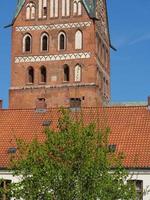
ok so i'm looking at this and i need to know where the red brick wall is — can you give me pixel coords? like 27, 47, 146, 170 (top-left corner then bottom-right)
9, 0, 110, 109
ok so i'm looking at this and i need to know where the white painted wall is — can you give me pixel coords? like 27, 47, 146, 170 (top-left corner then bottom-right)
0, 170, 150, 199
128, 170, 150, 200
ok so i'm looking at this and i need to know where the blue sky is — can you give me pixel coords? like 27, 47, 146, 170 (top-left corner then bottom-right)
0, 1, 150, 108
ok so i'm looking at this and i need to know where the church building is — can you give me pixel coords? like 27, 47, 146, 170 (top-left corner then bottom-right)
0, 1, 150, 200
9, 0, 111, 109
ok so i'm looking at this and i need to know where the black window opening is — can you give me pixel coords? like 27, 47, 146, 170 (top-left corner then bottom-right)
25, 36, 31, 52
40, 66, 46, 83
43, 7, 47, 16
70, 98, 81, 111
60, 34, 65, 50
28, 67, 34, 83
64, 65, 69, 82
42, 35, 48, 51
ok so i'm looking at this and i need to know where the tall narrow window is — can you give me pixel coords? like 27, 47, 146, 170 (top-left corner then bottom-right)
62, 0, 70, 17
23, 34, 32, 52
75, 30, 83, 49
78, 1, 82, 15
26, 6, 30, 19
50, 0, 58, 17
64, 65, 69, 81
38, 0, 42, 18
43, 0, 47, 18
58, 32, 66, 50
38, 0, 47, 18
73, 2, 77, 15
41, 33, 49, 51
75, 64, 81, 82
40, 66, 46, 83
28, 67, 34, 83
31, 6, 36, 19
26, 3, 35, 20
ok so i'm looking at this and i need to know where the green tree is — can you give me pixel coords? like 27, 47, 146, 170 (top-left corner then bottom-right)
6, 109, 136, 199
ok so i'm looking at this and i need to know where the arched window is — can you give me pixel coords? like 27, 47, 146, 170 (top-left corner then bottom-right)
28, 67, 34, 83
64, 65, 69, 81
78, 1, 82, 15
41, 33, 49, 51
40, 66, 47, 83
31, 6, 36, 19
26, 6, 30, 19
58, 32, 66, 50
75, 30, 83, 49
75, 64, 81, 82
23, 34, 32, 52
26, 2, 36, 20
73, 2, 77, 15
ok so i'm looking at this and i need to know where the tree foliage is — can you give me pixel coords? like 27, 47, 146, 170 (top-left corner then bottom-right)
5, 109, 136, 199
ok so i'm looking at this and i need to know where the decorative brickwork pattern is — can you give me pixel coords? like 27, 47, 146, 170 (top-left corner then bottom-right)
16, 21, 92, 32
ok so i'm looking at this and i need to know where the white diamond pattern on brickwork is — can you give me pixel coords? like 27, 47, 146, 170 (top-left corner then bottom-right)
15, 52, 91, 63
16, 21, 92, 32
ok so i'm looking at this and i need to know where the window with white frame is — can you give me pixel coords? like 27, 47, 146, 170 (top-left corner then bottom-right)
26, 2, 36, 20
62, 0, 70, 17
75, 64, 81, 82
38, 0, 47, 18
58, 32, 67, 50
41, 33, 49, 51
75, 30, 83, 49
50, 0, 58, 18
23, 34, 32, 52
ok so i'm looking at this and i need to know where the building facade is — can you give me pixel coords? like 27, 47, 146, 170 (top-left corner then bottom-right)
9, 0, 110, 109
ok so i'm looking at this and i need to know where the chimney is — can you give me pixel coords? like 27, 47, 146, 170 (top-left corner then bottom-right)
0, 100, 3, 109
35, 98, 47, 112
148, 96, 150, 110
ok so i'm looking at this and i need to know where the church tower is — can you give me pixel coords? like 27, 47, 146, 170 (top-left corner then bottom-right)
9, 0, 111, 109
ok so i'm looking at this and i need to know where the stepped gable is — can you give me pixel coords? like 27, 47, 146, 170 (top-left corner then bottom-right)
0, 106, 150, 169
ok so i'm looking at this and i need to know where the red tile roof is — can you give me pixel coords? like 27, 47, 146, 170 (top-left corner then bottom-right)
0, 106, 150, 169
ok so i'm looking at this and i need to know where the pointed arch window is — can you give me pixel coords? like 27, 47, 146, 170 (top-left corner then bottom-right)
27, 67, 34, 84
41, 33, 49, 51
23, 34, 32, 52
75, 30, 83, 50
58, 32, 66, 50
73, 2, 77, 15
78, 1, 82, 15
75, 64, 81, 82
26, 2, 36, 20
40, 66, 47, 83
31, 6, 36, 19
63, 65, 70, 82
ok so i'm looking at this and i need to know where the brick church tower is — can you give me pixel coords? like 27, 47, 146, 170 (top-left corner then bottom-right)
9, 0, 111, 109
